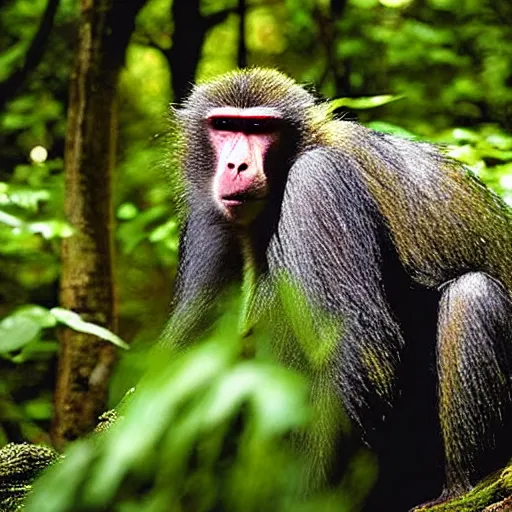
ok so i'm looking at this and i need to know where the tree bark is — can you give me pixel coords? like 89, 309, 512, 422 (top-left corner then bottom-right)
52, 0, 146, 449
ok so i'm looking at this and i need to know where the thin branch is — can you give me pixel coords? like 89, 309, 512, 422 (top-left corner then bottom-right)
109, 0, 149, 66
0, 0, 60, 110
203, 7, 237, 30
132, 32, 167, 54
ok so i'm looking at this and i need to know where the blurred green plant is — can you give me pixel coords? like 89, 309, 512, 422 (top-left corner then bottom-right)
23, 291, 375, 512
439, 125, 512, 206
0, 158, 67, 299
366, 121, 512, 205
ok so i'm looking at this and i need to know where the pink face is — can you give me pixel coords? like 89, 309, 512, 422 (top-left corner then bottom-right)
207, 107, 281, 223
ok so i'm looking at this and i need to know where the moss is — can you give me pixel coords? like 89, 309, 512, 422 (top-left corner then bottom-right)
0, 443, 60, 512
413, 462, 512, 511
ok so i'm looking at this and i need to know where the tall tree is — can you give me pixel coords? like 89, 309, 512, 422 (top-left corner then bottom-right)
52, 0, 147, 449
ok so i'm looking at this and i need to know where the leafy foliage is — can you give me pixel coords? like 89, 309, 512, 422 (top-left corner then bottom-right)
25, 311, 374, 512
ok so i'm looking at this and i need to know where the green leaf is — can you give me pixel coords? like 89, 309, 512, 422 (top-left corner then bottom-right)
117, 202, 139, 220
0, 213, 74, 239
379, 0, 413, 7
486, 133, 512, 151
329, 94, 403, 111
23, 397, 53, 420
11, 341, 59, 363
451, 128, 480, 143
0, 42, 27, 81
0, 314, 42, 353
0, 186, 50, 211
0, 210, 23, 228
499, 172, 512, 190
148, 218, 178, 243
117, 204, 168, 254
447, 144, 481, 165
27, 220, 74, 239
14, 305, 57, 328
478, 148, 512, 162
50, 308, 130, 350
203, 362, 308, 439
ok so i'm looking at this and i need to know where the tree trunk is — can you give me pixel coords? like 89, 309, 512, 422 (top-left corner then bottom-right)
169, 2, 234, 102
52, 0, 147, 449
237, 0, 247, 68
